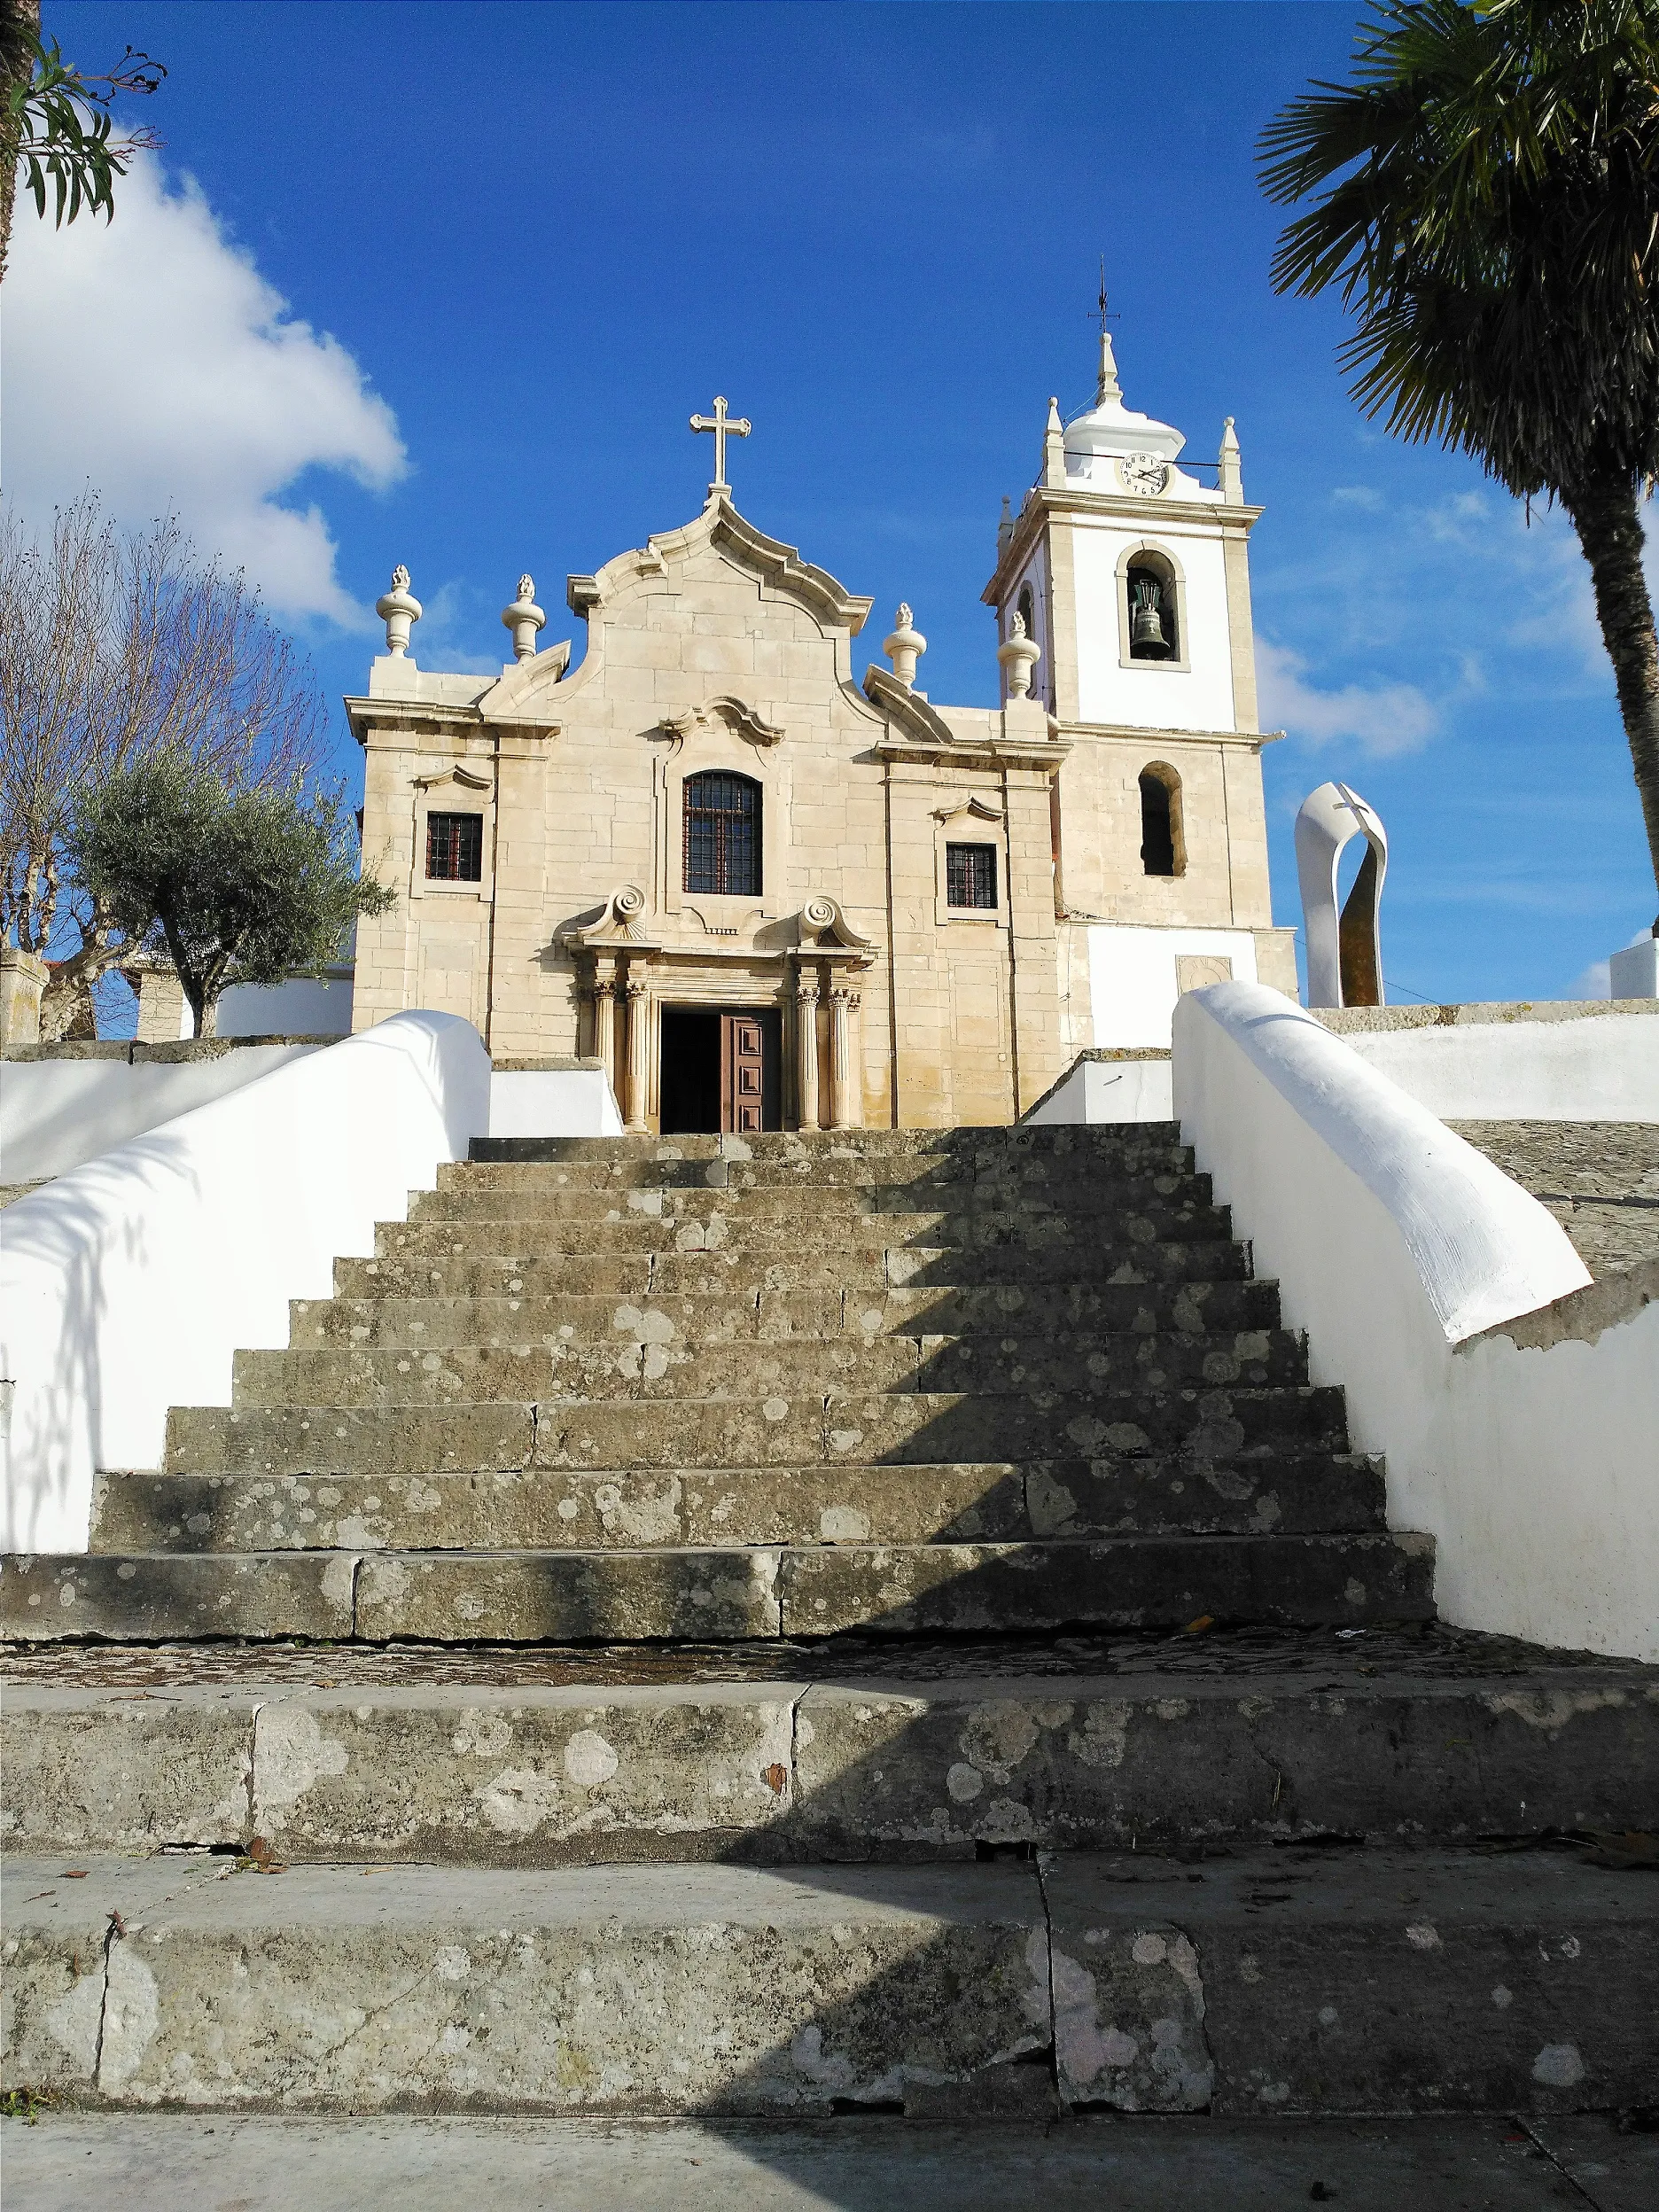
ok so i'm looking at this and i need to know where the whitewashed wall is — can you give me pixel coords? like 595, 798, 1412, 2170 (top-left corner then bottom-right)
489, 1066, 623, 1139
1070, 517, 1235, 732
217, 971, 354, 1038
1174, 983, 1658, 1662
1023, 1054, 1173, 1125
1089, 924, 1259, 1049
1320, 1006, 1659, 1122
3, 1045, 329, 1183
0, 1012, 491, 1554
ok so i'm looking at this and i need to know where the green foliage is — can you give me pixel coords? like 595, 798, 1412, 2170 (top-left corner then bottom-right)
1258, 0, 1659, 502
4, 33, 166, 230
0, 2084, 58, 2123
68, 753, 396, 1036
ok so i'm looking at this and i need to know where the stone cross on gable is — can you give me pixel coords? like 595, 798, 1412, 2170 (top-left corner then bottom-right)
690, 394, 751, 495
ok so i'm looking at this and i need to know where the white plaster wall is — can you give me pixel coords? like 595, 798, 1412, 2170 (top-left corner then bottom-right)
0, 1012, 492, 1554
1174, 983, 1657, 1662
1024, 1056, 1173, 1125
1071, 518, 1235, 731
489, 1068, 623, 1138
1089, 924, 1258, 1048
2, 1046, 327, 1184
1336, 1015, 1659, 1121
217, 973, 354, 1038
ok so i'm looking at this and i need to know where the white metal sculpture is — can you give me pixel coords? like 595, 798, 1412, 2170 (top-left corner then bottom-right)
1296, 780, 1388, 1009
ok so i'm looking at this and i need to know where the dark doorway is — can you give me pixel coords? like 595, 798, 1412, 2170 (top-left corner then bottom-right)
659, 1006, 782, 1133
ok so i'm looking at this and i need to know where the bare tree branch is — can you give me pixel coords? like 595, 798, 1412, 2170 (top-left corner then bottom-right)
0, 494, 331, 1039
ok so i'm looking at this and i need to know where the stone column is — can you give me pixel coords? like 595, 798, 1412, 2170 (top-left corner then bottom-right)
794, 972, 820, 1132
623, 977, 650, 1133
591, 963, 617, 1090
828, 987, 855, 1132
0, 948, 48, 1047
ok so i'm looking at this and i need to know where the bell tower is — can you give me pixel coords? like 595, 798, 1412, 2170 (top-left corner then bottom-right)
983, 324, 1297, 1053
985, 328, 1260, 730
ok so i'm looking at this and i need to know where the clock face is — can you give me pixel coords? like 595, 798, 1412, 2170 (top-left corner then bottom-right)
1120, 456, 1170, 496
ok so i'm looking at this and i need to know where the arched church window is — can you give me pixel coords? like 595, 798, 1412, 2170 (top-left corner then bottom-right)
1139, 766, 1184, 876
1126, 554, 1179, 661
683, 771, 761, 896
1016, 583, 1036, 643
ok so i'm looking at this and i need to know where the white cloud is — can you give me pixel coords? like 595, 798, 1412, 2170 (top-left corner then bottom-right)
1572, 954, 1613, 1000
1330, 485, 1384, 511
416, 580, 510, 678
1570, 926, 1652, 1000
1, 154, 404, 625
1257, 637, 1442, 759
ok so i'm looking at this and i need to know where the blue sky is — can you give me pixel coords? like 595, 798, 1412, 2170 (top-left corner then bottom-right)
11, 0, 1656, 1003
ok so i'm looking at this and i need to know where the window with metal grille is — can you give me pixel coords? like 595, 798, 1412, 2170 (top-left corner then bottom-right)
682, 771, 760, 896
426, 811, 483, 882
946, 842, 998, 910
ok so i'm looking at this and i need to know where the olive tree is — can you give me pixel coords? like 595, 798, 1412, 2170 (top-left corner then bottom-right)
0, 496, 328, 1037
68, 752, 395, 1038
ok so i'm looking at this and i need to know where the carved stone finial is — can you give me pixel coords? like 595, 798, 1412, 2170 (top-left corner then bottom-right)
1219, 416, 1243, 504
882, 604, 926, 689
376, 565, 422, 658
997, 495, 1014, 558
998, 610, 1042, 702
502, 573, 547, 662
1043, 396, 1066, 488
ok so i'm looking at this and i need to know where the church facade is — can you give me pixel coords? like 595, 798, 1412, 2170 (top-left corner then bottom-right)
347, 334, 1296, 1132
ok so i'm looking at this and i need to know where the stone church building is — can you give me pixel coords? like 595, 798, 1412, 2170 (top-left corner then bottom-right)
347, 332, 1296, 1132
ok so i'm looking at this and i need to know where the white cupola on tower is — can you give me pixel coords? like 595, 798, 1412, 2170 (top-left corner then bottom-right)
985, 322, 1261, 737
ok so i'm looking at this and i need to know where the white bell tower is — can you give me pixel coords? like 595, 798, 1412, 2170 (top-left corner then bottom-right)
984, 324, 1296, 1054
986, 329, 1259, 731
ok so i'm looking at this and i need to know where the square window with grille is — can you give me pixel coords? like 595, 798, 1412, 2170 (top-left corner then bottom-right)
682, 771, 761, 896
946, 842, 998, 910
426, 811, 484, 882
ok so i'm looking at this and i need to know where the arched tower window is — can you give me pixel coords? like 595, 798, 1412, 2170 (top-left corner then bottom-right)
1125, 550, 1180, 662
1016, 582, 1036, 642
1139, 764, 1185, 876
683, 770, 761, 896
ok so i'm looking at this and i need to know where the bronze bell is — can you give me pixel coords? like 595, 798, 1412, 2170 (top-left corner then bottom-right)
1131, 579, 1167, 654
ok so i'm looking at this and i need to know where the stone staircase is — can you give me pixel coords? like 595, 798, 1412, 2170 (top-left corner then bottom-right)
3, 1124, 1655, 2122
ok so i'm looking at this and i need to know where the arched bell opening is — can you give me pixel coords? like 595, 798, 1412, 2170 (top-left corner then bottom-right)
1125, 553, 1179, 662
1139, 763, 1185, 877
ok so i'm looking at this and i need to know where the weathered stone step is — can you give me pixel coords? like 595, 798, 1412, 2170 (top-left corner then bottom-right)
8, 1645, 1653, 1862
334, 1240, 1248, 1303
4, 1845, 1647, 2114
231, 1335, 925, 1408
414, 1176, 1213, 1225
2, 1532, 1432, 1643
230, 1329, 1310, 1411
293, 1279, 1289, 1350
469, 1123, 1184, 1164
447, 1141, 1197, 1193
95, 1446, 1382, 1555
165, 1386, 1347, 1476
377, 1205, 1230, 1262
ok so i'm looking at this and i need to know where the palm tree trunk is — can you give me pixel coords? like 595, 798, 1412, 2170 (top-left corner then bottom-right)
1562, 471, 1659, 921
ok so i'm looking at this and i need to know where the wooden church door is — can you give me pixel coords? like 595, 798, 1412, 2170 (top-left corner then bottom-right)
718, 1010, 779, 1133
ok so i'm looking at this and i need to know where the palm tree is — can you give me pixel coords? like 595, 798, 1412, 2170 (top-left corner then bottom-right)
1259, 0, 1659, 920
